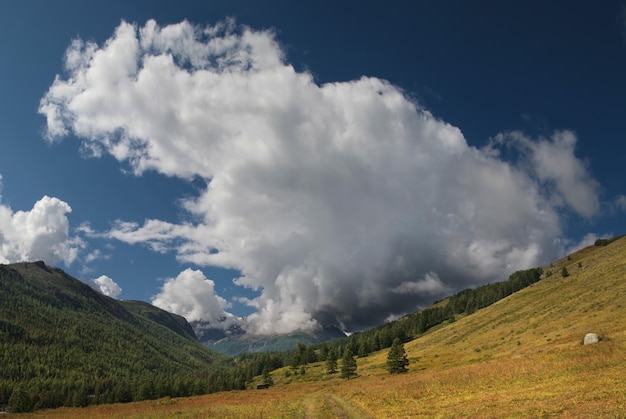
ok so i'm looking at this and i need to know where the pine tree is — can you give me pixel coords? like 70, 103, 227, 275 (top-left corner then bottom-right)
292, 342, 307, 368
319, 343, 329, 361
8, 384, 33, 413
386, 338, 409, 374
261, 365, 273, 386
340, 347, 357, 380
70, 384, 89, 407
325, 348, 338, 374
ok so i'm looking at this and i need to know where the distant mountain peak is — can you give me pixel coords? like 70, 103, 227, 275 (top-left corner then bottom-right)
207, 326, 347, 356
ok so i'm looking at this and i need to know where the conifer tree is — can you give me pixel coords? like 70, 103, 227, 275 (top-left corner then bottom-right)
386, 337, 409, 374
325, 348, 338, 374
319, 343, 329, 361
340, 347, 357, 379
8, 384, 33, 413
261, 365, 274, 386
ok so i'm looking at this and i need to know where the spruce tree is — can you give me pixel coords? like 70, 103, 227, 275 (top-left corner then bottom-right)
8, 384, 33, 413
386, 337, 409, 374
325, 348, 338, 374
340, 347, 357, 379
261, 365, 274, 386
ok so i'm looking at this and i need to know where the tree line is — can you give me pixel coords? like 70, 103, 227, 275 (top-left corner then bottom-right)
303, 267, 544, 361
228, 267, 544, 387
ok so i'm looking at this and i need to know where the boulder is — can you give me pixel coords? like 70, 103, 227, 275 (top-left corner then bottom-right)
583, 333, 600, 345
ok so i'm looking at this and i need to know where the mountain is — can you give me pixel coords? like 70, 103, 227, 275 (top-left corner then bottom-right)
188, 313, 346, 356
210, 326, 347, 356
121, 299, 197, 340
0, 261, 227, 411
191, 319, 246, 345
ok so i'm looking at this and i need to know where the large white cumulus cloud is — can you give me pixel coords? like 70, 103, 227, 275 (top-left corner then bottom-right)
151, 268, 234, 326
40, 20, 601, 333
0, 178, 79, 266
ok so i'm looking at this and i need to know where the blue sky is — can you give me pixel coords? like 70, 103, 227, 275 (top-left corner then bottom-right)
1, 1, 625, 334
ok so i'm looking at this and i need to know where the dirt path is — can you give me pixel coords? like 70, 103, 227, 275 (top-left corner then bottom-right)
304, 391, 374, 419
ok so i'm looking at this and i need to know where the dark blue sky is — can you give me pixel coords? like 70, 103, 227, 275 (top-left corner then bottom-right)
1, 1, 625, 332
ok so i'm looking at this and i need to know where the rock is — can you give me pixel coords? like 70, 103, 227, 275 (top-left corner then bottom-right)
583, 333, 600, 345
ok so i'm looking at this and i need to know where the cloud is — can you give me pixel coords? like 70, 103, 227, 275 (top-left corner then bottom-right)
487, 131, 600, 218
92, 274, 122, 298
84, 249, 111, 264
614, 194, 626, 212
151, 268, 236, 328
39, 20, 602, 333
391, 272, 451, 295
0, 185, 80, 266
563, 232, 612, 255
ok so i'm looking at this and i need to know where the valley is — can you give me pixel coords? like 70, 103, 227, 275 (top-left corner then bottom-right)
10, 236, 626, 417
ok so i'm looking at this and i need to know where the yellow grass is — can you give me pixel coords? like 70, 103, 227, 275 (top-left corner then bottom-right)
24, 238, 626, 418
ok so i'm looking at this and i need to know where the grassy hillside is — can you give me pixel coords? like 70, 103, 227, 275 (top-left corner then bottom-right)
28, 237, 626, 417
0, 262, 227, 411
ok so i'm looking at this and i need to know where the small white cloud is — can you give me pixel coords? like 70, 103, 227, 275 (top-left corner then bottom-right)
84, 249, 111, 264
391, 272, 452, 295
76, 222, 97, 237
614, 194, 626, 212
564, 232, 613, 255
0, 190, 80, 266
92, 275, 122, 298
490, 130, 600, 218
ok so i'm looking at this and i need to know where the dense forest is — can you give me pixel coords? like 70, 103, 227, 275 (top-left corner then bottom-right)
0, 261, 543, 412
0, 262, 228, 412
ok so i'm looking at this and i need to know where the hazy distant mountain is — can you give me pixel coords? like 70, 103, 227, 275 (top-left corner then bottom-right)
191, 319, 246, 344
209, 326, 347, 356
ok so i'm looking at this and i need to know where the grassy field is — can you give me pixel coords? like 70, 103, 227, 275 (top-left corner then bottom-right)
24, 238, 626, 418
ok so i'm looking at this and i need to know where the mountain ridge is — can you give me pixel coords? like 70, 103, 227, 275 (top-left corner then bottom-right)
209, 326, 347, 356
0, 261, 226, 410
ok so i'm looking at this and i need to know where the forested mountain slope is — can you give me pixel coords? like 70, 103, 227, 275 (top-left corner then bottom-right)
0, 262, 226, 411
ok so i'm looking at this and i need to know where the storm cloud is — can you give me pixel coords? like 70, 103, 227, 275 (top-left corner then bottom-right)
40, 20, 600, 333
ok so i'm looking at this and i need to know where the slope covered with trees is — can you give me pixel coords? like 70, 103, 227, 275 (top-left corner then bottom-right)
298, 266, 545, 361
0, 262, 228, 412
